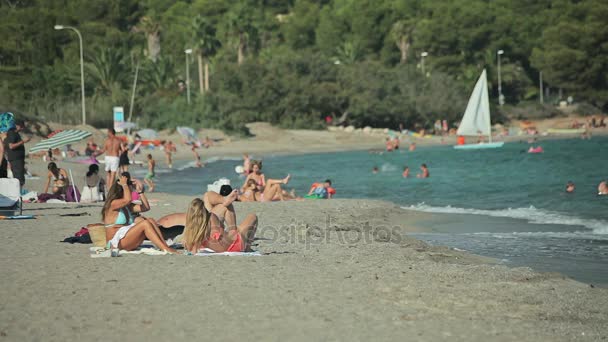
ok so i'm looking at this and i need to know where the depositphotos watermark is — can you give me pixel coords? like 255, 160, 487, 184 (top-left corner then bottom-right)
255, 215, 404, 245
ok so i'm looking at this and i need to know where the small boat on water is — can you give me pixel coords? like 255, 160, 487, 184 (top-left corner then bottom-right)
454, 69, 504, 150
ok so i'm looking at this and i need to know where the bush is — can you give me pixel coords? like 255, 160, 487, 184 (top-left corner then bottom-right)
500, 102, 564, 120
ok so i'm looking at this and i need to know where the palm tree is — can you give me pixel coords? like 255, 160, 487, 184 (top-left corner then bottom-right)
141, 57, 176, 94
226, 5, 257, 65
391, 20, 415, 64
135, 15, 162, 62
85, 48, 127, 103
192, 16, 221, 93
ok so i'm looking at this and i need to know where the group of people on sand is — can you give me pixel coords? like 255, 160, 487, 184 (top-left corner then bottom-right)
239, 159, 297, 201
90, 171, 258, 254
239, 155, 335, 201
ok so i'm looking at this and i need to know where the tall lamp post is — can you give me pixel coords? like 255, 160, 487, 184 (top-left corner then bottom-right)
421, 51, 428, 75
185, 49, 193, 105
54, 25, 86, 125
497, 49, 504, 106
539, 71, 544, 105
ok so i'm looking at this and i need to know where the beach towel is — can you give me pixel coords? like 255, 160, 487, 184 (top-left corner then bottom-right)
89, 246, 262, 257
65, 185, 81, 202
0, 215, 35, 220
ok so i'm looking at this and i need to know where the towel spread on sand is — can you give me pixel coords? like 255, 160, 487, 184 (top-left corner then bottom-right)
89, 246, 262, 258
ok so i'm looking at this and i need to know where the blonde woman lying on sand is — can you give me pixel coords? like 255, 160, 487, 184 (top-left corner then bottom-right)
102, 175, 177, 253
153, 191, 258, 253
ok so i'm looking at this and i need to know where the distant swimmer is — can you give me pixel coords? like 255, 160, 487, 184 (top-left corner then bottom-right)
402, 166, 410, 178
409, 142, 416, 151
599, 181, 608, 195
565, 181, 575, 193
372, 166, 379, 174
417, 163, 429, 178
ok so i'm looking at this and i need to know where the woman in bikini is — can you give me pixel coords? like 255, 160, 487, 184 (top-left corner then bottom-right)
239, 179, 260, 202
102, 174, 176, 253
182, 192, 257, 254
43, 162, 69, 195
241, 160, 291, 201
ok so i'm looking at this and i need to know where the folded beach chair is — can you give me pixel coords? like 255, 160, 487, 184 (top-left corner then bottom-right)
0, 178, 22, 216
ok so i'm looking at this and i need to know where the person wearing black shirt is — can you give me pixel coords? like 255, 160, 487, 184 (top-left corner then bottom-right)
4, 120, 29, 186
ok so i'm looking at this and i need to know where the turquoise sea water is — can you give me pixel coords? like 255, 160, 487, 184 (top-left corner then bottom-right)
132, 137, 608, 285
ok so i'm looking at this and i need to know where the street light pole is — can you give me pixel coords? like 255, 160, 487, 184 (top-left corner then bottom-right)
55, 25, 86, 125
539, 71, 544, 105
185, 49, 192, 105
421, 52, 428, 75
497, 49, 504, 106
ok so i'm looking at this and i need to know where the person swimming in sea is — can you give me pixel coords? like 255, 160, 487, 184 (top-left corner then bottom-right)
372, 166, 379, 174
402, 166, 410, 178
598, 181, 608, 195
565, 181, 575, 193
417, 163, 429, 178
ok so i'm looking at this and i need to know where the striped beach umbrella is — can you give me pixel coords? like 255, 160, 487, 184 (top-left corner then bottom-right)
29, 129, 92, 154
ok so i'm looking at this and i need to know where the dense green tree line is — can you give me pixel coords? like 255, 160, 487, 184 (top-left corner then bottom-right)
0, 0, 606, 133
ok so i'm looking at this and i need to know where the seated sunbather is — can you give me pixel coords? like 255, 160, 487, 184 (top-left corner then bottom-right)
239, 179, 260, 202
102, 174, 176, 253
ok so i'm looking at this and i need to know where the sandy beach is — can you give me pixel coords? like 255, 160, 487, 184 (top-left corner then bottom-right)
2, 186, 608, 340
1, 123, 608, 341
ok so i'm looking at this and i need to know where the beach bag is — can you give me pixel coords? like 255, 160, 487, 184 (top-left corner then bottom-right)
80, 185, 101, 203
80, 176, 102, 203
88, 225, 107, 247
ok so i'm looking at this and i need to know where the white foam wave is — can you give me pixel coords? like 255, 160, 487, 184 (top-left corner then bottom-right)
402, 204, 608, 234
471, 231, 608, 241
203, 156, 243, 163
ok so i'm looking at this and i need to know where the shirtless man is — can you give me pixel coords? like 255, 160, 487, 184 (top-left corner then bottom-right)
417, 163, 429, 178
98, 128, 121, 187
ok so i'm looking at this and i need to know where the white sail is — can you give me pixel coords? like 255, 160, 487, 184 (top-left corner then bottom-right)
457, 69, 491, 137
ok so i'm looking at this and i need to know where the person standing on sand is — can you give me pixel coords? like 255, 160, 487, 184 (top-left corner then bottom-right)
144, 154, 156, 192
118, 142, 130, 173
417, 164, 429, 178
385, 138, 394, 152
0, 133, 7, 178
164, 141, 174, 168
191, 145, 202, 167
3, 118, 30, 187
243, 153, 250, 175
97, 128, 121, 187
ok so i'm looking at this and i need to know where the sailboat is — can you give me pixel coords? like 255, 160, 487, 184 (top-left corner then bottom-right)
453, 69, 504, 150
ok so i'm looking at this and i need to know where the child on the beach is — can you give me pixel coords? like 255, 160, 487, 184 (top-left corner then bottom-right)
144, 154, 155, 192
